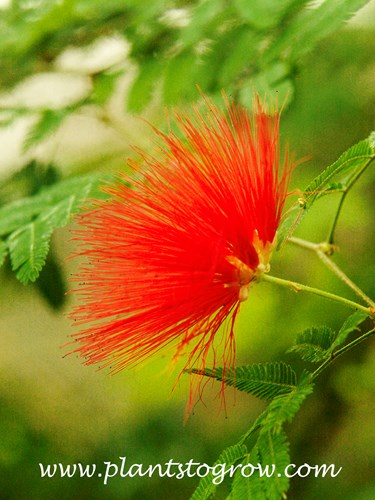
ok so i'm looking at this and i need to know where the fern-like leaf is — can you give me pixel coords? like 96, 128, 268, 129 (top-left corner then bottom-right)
229, 448, 265, 500
191, 379, 313, 499
190, 363, 297, 400
8, 221, 53, 284
0, 173, 110, 237
265, 0, 371, 63
330, 310, 368, 352
1, 173, 112, 282
190, 443, 247, 500
277, 134, 375, 248
257, 429, 290, 498
303, 139, 374, 204
230, 427, 293, 498
0, 239, 7, 267
261, 381, 313, 434
288, 326, 335, 363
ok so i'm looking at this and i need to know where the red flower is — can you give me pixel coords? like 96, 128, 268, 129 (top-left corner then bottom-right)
69, 94, 293, 404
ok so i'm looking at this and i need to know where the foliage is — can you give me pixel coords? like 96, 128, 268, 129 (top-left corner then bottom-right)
1, 1, 374, 499
277, 134, 375, 248
188, 132, 374, 498
190, 362, 298, 400
191, 375, 313, 499
190, 444, 248, 500
0, 172, 111, 283
0, 0, 371, 148
1, 133, 373, 292
288, 311, 368, 362
190, 304, 370, 499
1, 0, 372, 288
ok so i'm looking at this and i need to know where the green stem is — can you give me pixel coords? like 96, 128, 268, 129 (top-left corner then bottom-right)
260, 273, 373, 316
288, 236, 317, 251
327, 161, 372, 245
310, 328, 375, 380
327, 191, 346, 245
288, 236, 375, 308
316, 249, 375, 308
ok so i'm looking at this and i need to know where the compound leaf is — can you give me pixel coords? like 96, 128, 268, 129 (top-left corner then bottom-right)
190, 443, 247, 500
1, 172, 111, 283
277, 134, 375, 248
288, 326, 335, 363
190, 362, 297, 400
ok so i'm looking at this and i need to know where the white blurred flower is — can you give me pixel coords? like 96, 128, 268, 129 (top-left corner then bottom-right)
0, 116, 36, 179
55, 36, 130, 74
160, 8, 190, 28
0, 72, 92, 110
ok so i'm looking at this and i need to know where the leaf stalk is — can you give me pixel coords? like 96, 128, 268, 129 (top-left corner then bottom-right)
288, 236, 375, 308
260, 273, 373, 317
310, 327, 375, 380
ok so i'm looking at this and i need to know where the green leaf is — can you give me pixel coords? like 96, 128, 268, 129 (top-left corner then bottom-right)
91, 71, 121, 105
304, 138, 374, 203
23, 108, 72, 152
2, 172, 111, 283
0, 173, 110, 237
330, 310, 368, 352
0, 240, 7, 268
190, 362, 297, 400
193, 377, 313, 499
127, 60, 162, 113
0, 196, 49, 237
277, 134, 375, 248
261, 381, 313, 434
257, 430, 290, 498
194, 25, 246, 94
265, 0, 371, 63
230, 409, 297, 498
288, 326, 335, 363
227, 454, 265, 500
234, 0, 301, 30
218, 27, 260, 87
178, 0, 225, 47
190, 443, 247, 500
7, 195, 78, 283
163, 50, 198, 105
239, 62, 294, 110
8, 219, 54, 284
320, 181, 345, 194
230, 448, 265, 500
289, 314, 368, 363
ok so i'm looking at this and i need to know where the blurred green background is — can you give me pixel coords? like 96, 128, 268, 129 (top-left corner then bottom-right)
0, 1, 374, 498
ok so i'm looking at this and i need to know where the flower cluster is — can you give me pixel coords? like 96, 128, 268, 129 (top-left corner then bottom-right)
69, 94, 293, 401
